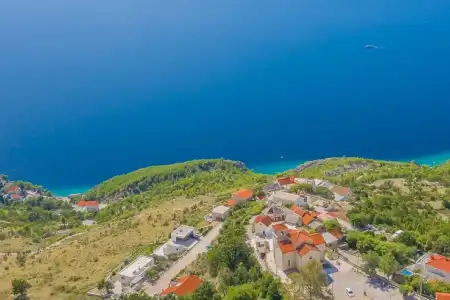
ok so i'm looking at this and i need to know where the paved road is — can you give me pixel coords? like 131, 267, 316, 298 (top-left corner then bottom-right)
144, 222, 223, 296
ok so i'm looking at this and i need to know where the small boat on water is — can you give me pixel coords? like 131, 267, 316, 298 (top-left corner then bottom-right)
365, 44, 377, 49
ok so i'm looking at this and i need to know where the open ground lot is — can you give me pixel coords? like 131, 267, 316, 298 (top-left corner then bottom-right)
327, 259, 403, 300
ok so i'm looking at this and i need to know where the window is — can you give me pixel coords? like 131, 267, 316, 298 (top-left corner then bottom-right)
288, 260, 290, 267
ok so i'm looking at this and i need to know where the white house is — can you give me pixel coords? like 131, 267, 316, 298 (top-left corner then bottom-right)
269, 191, 307, 207
119, 255, 154, 286
254, 215, 273, 237
212, 205, 231, 221
272, 226, 326, 272
330, 186, 352, 201
154, 225, 199, 258
418, 254, 450, 283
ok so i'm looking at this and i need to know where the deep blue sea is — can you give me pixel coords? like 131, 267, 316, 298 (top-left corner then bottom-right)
1, 1, 450, 196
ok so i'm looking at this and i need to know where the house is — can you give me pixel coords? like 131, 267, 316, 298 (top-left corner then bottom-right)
227, 199, 237, 207
267, 203, 288, 222
254, 215, 273, 237
171, 225, 197, 243
75, 200, 99, 212
313, 179, 335, 190
10, 194, 23, 201
232, 189, 253, 203
161, 275, 203, 297
264, 183, 280, 194
285, 213, 301, 226
118, 255, 154, 286
6, 185, 21, 194
420, 254, 450, 283
269, 191, 307, 207
276, 176, 296, 189
273, 227, 326, 272
154, 226, 199, 258
308, 220, 325, 232
436, 292, 450, 300
212, 205, 231, 221
317, 213, 336, 222
330, 186, 352, 201
330, 229, 344, 241
321, 232, 339, 248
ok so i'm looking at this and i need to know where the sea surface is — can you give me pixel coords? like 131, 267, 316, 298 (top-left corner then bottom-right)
1, 1, 450, 196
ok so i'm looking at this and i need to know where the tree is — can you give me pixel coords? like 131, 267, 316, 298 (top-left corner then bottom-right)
379, 253, 399, 278
362, 251, 379, 276
288, 260, 332, 300
396, 231, 416, 247
104, 280, 114, 294
265, 281, 283, 300
224, 284, 258, 300
11, 279, 31, 300
399, 284, 413, 297
323, 219, 341, 232
191, 281, 218, 300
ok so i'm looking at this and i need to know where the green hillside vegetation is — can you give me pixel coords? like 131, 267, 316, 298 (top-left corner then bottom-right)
91, 159, 268, 222
0, 196, 85, 250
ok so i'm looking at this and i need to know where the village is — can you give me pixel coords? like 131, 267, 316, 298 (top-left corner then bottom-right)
78, 175, 450, 300
3, 174, 450, 300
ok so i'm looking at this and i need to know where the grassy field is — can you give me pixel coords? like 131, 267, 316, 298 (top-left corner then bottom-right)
0, 196, 215, 300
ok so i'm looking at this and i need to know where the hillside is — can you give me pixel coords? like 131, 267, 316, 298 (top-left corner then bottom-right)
87, 159, 267, 222
0, 159, 268, 300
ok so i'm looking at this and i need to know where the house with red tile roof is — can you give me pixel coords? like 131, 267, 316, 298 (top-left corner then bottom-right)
420, 254, 450, 283
436, 292, 450, 300
273, 227, 326, 272
160, 275, 203, 297
6, 185, 21, 194
75, 200, 99, 212
232, 189, 253, 203
226, 199, 237, 207
276, 176, 296, 188
254, 215, 273, 237
331, 186, 352, 201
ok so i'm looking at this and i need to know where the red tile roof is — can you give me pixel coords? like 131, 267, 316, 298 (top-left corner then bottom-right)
7, 186, 20, 193
331, 186, 351, 197
11, 194, 22, 200
272, 223, 288, 232
310, 233, 325, 245
160, 275, 203, 296
76, 200, 99, 207
234, 189, 253, 200
276, 176, 295, 186
297, 244, 319, 256
436, 293, 450, 300
227, 199, 237, 207
291, 205, 307, 217
255, 215, 272, 227
426, 255, 450, 273
302, 214, 314, 225
278, 240, 296, 254
330, 229, 343, 239
288, 230, 313, 245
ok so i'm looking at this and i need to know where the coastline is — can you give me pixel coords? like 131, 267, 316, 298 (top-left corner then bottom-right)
48, 151, 450, 197
249, 151, 450, 175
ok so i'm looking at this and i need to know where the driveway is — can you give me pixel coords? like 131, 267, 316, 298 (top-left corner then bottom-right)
144, 222, 223, 296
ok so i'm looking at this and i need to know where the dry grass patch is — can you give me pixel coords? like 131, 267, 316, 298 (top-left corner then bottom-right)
0, 196, 214, 300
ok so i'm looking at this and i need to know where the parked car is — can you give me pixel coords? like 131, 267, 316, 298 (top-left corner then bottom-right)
345, 288, 355, 297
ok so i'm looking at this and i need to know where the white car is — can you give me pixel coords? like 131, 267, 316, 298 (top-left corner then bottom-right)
346, 288, 355, 297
